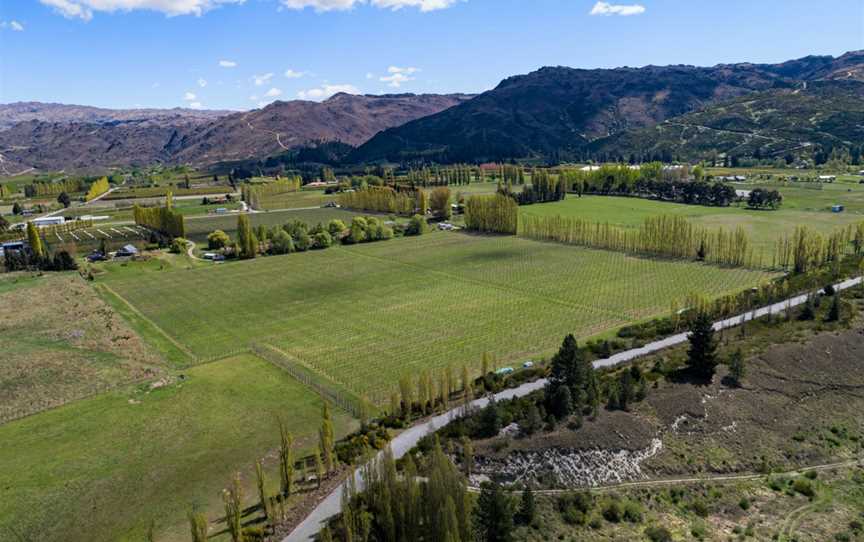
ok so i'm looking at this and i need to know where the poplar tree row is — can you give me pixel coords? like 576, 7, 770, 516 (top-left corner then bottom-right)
519, 214, 757, 268
405, 165, 478, 186
338, 186, 420, 216
24, 178, 88, 197
85, 177, 110, 201
464, 194, 519, 234
133, 201, 186, 238
241, 176, 302, 209
328, 441, 471, 542
774, 223, 864, 273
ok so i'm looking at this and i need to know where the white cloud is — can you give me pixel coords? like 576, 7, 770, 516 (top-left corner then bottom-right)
39, 0, 244, 21
188, 102, 203, 109
365, 72, 374, 79
379, 66, 420, 87
10, 20, 25, 31
264, 87, 283, 97
589, 1, 645, 16
197, 78, 208, 87
284, 69, 306, 79
253, 72, 274, 86
151, 82, 160, 88
280, 0, 458, 12
249, 95, 258, 101
298, 84, 359, 101
183, 91, 197, 101
219, 59, 237, 68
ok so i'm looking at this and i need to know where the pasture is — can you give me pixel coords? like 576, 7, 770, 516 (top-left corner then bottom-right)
0, 353, 355, 542
99, 233, 776, 402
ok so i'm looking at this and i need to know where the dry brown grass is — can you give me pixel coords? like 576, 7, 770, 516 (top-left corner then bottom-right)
0, 273, 165, 423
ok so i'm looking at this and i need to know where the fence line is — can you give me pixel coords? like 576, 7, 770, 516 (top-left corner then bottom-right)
251, 343, 367, 419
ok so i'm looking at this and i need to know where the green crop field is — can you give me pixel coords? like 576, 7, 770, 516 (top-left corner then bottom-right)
0, 353, 355, 542
99, 233, 776, 402
520, 194, 863, 260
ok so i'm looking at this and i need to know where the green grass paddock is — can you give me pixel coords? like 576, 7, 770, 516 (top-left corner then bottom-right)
0, 353, 355, 542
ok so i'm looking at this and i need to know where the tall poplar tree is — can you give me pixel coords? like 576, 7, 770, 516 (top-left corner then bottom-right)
27, 222, 45, 259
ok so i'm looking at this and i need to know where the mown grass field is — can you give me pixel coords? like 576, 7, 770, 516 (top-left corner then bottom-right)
0, 353, 356, 542
99, 233, 776, 402
520, 194, 863, 261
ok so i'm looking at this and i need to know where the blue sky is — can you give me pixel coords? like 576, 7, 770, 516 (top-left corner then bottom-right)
1, 0, 862, 110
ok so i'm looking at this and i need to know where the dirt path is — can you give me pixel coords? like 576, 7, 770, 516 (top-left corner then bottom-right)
471, 458, 862, 495
283, 276, 863, 542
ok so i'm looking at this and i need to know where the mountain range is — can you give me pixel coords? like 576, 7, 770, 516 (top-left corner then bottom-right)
350, 51, 864, 163
0, 93, 472, 173
1, 51, 862, 173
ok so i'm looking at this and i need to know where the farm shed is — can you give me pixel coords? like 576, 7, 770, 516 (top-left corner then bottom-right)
32, 216, 65, 227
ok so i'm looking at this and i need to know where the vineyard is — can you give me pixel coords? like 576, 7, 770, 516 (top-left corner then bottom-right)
101, 233, 776, 403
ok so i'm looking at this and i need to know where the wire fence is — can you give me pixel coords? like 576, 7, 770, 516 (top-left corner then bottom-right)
251, 343, 367, 419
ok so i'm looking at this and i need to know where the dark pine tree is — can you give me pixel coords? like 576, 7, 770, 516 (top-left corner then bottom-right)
687, 311, 718, 380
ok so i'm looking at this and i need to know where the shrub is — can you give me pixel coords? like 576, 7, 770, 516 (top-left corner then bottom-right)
804, 470, 818, 480
327, 219, 346, 239
738, 497, 751, 510
602, 499, 623, 523
622, 500, 643, 523
269, 230, 295, 255
561, 507, 586, 526
689, 498, 709, 517
313, 231, 333, 249
644, 526, 674, 542
169, 237, 188, 254
207, 229, 230, 250
406, 214, 428, 236
793, 478, 815, 498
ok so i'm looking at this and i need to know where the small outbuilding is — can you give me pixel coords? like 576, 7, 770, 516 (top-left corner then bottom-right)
115, 244, 139, 258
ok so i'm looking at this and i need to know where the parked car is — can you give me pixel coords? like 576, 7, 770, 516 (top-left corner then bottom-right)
522, 361, 535, 369
495, 367, 514, 375
86, 251, 107, 262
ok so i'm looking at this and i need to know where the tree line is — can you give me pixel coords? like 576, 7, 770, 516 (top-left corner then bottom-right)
520, 214, 756, 268
84, 177, 110, 202
464, 194, 519, 234
774, 223, 864, 274
241, 176, 302, 209
23, 178, 89, 198
133, 195, 186, 239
